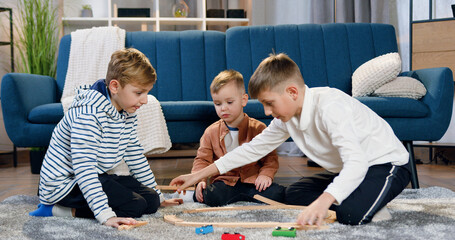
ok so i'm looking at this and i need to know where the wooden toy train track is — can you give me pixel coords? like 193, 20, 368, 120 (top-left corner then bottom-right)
163, 193, 337, 231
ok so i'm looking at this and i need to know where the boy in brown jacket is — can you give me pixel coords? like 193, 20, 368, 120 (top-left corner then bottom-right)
191, 70, 285, 206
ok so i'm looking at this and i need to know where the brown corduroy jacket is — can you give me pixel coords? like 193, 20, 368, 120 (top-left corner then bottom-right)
191, 114, 279, 186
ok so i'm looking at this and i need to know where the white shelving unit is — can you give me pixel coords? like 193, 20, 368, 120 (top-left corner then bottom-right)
61, 0, 250, 33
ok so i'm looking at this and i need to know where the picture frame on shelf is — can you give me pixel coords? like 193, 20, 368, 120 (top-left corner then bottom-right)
207, 9, 224, 18
118, 8, 150, 18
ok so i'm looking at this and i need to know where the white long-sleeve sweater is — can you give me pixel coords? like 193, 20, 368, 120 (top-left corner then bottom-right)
39, 84, 163, 224
215, 85, 409, 205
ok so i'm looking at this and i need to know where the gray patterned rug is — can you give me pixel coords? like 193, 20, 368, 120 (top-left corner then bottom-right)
0, 187, 454, 240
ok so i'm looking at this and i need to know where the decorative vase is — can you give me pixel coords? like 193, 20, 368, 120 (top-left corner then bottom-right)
172, 0, 189, 18
81, 9, 93, 17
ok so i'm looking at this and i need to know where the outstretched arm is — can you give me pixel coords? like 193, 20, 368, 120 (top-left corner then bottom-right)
170, 164, 219, 192
171, 119, 289, 191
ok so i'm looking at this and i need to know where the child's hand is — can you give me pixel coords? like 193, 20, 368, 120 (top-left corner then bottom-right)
296, 192, 335, 226
255, 175, 272, 192
160, 198, 183, 207
104, 217, 137, 228
195, 182, 207, 202
170, 164, 219, 192
170, 173, 199, 192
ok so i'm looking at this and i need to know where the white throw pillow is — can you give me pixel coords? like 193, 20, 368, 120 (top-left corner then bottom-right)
352, 52, 401, 97
373, 76, 427, 99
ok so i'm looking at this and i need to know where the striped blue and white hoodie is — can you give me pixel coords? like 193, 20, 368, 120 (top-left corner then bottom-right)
38, 80, 163, 224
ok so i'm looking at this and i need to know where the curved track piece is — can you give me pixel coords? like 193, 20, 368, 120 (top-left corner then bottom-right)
183, 205, 336, 223
164, 215, 330, 230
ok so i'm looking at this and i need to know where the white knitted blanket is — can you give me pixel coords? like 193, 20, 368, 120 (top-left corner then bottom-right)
61, 26, 171, 155
106, 95, 172, 176
136, 95, 171, 155
61, 26, 125, 111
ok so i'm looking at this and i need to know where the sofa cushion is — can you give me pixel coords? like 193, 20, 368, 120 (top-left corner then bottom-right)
356, 96, 429, 118
373, 76, 427, 99
160, 100, 271, 124
28, 103, 64, 124
352, 52, 401, 97
160, 101, 218, 121
244, 100, 270, 119
26, 100, 269, 126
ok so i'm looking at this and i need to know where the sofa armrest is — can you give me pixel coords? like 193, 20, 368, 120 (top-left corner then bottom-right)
401, 67, 454, 137
1, 73, 58, 146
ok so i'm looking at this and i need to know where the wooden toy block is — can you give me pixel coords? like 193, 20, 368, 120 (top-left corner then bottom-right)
118, 220, 148, 230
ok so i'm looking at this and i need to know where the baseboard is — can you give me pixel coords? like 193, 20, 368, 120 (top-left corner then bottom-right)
147, 149, 197, 158
0, 144, 14, 152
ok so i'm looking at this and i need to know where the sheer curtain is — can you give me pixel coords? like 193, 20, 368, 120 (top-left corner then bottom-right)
311, 0, 389, 24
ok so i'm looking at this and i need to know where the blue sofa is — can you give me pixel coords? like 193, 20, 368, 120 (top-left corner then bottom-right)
2, 23, 453, 188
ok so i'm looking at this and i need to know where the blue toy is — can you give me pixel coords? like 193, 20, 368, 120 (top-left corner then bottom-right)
195, 225, 214, 235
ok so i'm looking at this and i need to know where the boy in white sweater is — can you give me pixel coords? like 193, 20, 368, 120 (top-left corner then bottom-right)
30, 48, 182, 228
170, 53, 411, 226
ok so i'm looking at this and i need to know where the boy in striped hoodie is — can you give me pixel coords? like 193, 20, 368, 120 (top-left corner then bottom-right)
30, 48, 182, 228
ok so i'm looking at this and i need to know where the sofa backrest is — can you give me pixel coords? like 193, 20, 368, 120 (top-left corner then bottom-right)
56, 30, 226, 101
125, 31, 226, 101
226, 23, 398, 95
55, 23, 398, 100
56, 34, 71, 99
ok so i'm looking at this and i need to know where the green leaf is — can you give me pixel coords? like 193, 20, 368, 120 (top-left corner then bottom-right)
15, 0, 59, 78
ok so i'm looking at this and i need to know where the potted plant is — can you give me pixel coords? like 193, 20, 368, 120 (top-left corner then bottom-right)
81, 4, 93, 17
16, 0, 59, 77
16, 0, 59, 173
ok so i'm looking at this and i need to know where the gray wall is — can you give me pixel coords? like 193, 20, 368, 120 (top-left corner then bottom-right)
0, 0, 18, 151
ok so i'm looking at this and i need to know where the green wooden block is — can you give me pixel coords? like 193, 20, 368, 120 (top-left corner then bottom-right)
272, 226, 296, 237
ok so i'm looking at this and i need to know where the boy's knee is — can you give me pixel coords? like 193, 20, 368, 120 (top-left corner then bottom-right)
125, 196, 148, 218
144, 193, 160, 214
284, 185, 313, 206
202, 189, 224, 207
284, 187, 299, 205
335, 205, 369, 225
259, 184, 286, 203
202, 184, 226, 207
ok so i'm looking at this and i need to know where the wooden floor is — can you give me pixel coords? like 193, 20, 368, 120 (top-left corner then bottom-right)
0, 149, 454, 202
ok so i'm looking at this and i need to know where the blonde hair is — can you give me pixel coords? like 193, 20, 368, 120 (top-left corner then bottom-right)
248, 53, 304, 98
105, 48, 156, 87
210, 69, 245, 94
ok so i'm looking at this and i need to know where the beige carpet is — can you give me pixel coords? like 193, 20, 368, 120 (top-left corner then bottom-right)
0, 187, 454, 240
